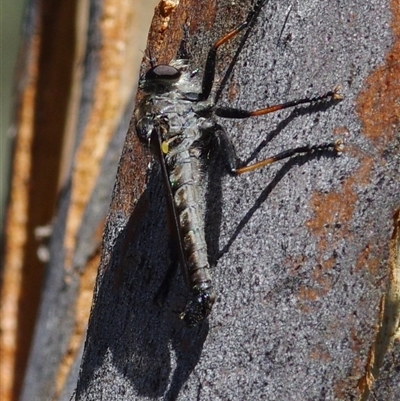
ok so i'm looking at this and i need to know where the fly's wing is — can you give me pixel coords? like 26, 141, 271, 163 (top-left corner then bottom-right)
150, 124, 190, 289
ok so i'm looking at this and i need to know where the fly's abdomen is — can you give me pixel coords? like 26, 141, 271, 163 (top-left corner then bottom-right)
168, 150, 216, 326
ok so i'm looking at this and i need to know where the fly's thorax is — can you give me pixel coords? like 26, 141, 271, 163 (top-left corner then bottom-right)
135, 92, 204, 145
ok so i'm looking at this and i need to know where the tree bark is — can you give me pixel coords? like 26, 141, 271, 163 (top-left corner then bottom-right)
75, 0, 400, 400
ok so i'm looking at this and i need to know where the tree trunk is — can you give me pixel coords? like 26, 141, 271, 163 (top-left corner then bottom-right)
75, 0, 400, 400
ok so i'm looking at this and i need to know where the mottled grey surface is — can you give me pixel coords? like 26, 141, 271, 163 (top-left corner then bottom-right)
75, 0, 399, 400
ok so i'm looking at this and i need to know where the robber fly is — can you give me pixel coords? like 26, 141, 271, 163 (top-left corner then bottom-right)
134, 0, 343, 326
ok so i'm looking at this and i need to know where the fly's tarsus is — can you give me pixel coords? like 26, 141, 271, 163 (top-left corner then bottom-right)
135, 0, 344, 327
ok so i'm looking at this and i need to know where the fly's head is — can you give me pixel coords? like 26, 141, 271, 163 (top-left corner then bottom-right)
179, 288, 215, 327
139, 58, 198, 95
139, 64, 182, 94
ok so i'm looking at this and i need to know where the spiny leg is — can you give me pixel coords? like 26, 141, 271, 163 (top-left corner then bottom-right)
235, 139, 344, 174
199, 0, 268, 100
213, 126, 344, 175
215, 86, 343, 119
277, 1, 294, 47
176, 22, 191, 60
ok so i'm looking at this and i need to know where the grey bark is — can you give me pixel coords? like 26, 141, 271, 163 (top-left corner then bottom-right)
75, 1, 400, 400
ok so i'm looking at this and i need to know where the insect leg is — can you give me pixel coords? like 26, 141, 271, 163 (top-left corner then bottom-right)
199, 0, 268, 100
211, 125, 238, 173
215, 86, 343, 119
277, 1, 294, 47
176, 22, 191, 60
213, 123, 343, 175
235, 139, 344, 174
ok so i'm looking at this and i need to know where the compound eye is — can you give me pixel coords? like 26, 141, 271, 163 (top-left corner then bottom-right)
145, 65, 181, 82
